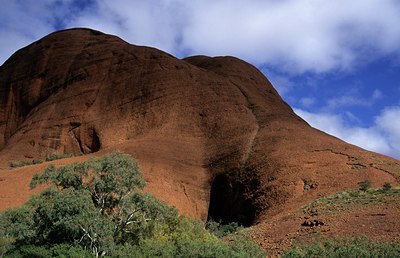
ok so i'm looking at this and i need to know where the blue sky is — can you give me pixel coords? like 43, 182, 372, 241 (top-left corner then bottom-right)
1, 0, 399, 159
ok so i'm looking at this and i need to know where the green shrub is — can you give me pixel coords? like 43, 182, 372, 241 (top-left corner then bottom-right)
358, 180, 371, 191
8, 160, 35, 168
5, 245, 51, 258
2, 152, 264, 258
0, 236, 12, 257
8, 153, 76, 168
227, 233, 266, 258
382, 182, 392, 192
303, 186, 400, 215
282, 237, 400, 258
49, 244, 94, 257
8, 159, 44, 168
206, 220, 244, 237
113, 225, 264, 258
45, 153, 74, 161
0, 205, 36, 244
5, 244, 93, 258
32, 159, 43, 165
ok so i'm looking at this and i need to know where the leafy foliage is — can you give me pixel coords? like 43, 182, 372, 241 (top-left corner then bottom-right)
0, 236, 12, 257
1, 151, 264, 257
206, 219, 244, 237
282, 237, 400, 258
5, 244, 94, 258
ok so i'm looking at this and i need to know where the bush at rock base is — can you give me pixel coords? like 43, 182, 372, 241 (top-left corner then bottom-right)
0, 151, 264, 258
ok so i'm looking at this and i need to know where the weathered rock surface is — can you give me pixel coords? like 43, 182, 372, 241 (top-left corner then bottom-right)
0, 28, 399, 224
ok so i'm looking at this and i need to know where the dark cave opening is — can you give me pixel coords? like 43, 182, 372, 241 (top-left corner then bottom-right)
89, 128, 101, 153
207, 174, 256, 227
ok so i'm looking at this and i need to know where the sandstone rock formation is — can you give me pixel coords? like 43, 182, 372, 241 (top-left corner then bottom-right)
0, 29, 399, 227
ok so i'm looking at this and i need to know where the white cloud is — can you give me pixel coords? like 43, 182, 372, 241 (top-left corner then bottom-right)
375, 106, 400, 152
344, 111, 362, 124
326, 95, 369, 110
324, 88, 384, 110
181, 0, 400, 73
264, 71, 295, 97
69, 0, 188, 55
299, 97, 316, 108
0, 0, 91, 65
295, 107, 400, 159
0, 1, 54, 64
2, 0, 400, 73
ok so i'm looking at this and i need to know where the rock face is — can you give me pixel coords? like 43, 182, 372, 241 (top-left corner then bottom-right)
0, 28, 399, 223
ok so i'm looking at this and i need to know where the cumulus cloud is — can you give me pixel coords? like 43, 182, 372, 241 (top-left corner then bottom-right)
376, 106, 400, 152
264, 71, 296, 97
324, 88, 384, 110
68, 0, 188, 55
0, 0, 94, 64
299, 97, 316, 108
2, 0, 400, 73
0, 1, 54, 64
295, 107, 400, 159
372, 89, 383, 100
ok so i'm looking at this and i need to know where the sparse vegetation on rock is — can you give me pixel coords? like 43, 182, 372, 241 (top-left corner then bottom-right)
303, 186, 400, 214
282, 237, 400, 258
8, 153, 76, 169
8, 159, 43, 168
44, 153, 74, 161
